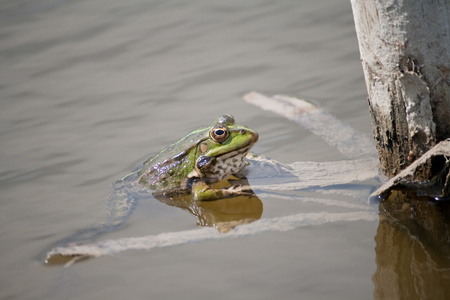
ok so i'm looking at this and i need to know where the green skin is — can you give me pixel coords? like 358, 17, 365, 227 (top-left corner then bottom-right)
137, 114, 259, 201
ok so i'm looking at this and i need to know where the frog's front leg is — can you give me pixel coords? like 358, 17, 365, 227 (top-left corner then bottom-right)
192, 180, 253, 201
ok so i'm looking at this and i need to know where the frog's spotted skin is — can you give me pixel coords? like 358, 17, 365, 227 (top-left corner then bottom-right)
137, 114, 258, 200
193, 145, 251, 182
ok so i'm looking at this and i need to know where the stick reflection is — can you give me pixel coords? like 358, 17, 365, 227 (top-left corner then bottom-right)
154, 177, 263, 233
373, 191, 450, 299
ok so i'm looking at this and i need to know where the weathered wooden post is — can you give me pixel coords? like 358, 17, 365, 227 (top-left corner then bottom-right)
351, 3, 450, 296
350, 0, 450, 177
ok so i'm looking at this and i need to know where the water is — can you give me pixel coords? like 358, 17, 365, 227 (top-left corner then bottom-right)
1, 0, 448, 299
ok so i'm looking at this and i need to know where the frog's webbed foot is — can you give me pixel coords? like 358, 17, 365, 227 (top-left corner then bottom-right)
227, 182, 253, 194
192, 180, 254, 201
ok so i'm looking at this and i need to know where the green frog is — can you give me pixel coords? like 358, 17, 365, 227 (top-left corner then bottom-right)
137, 114, 259, 201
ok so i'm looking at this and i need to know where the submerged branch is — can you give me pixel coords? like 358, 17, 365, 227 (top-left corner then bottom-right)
46, 211, 377, 264
244, 92, 377, 159
245, 155, 378, 193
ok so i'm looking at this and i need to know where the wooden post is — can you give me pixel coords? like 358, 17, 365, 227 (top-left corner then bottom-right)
350, 0, 450, 176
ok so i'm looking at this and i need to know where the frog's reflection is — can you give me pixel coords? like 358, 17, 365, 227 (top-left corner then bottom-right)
373, 191, 450, 300
153, 177, 263, 233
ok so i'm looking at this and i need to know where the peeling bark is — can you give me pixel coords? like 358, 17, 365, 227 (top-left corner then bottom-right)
351, 0, 450, 176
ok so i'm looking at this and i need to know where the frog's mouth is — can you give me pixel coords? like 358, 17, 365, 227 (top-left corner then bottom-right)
217, 144, 253, 160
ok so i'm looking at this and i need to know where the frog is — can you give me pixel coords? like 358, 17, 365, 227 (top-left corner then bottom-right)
137, 114, 259, 201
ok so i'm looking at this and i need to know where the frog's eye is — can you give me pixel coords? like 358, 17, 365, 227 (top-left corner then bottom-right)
210, 125, 229, 143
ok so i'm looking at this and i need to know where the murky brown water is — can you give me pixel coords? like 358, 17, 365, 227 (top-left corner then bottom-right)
1, 0, 448, 299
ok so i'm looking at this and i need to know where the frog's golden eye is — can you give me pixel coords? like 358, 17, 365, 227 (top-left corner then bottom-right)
210, 125, 229, 143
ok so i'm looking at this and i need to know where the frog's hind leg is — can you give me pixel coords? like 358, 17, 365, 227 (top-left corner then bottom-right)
192, 180, 254, 201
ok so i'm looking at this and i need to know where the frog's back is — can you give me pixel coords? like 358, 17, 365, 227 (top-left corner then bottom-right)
138, 127, 209, 190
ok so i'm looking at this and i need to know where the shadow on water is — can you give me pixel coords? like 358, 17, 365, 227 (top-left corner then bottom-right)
146, 176, 262, 234
155, 191, 263, 234
373, 191, 450, 300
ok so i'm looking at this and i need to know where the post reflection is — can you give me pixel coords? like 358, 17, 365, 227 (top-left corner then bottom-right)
153, 177, 263, 233
373, 191, 450, 300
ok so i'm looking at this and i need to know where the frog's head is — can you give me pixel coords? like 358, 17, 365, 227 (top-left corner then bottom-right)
194, 114, 258, 182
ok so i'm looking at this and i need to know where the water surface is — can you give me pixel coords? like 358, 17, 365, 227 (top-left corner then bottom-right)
3, 1, 445, 299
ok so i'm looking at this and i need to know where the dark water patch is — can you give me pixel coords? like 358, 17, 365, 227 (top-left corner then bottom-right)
171, 65, 270, 93
0, 0, 72, 22
136, 95, 179, 107
0, 170, 17, 181
0, 22, 116, 59
93, 115, 146, 127
0, 159, 84, 186
142, 43, 181, 58
0, 37, 60, 58
0, 119, 49, 137
30, 41, 132, 78
106, 0, 168, 19
77, 175, 114, 187
54, 95, 118, 109
212, 1, 286, 28
42, 152, 71, 161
